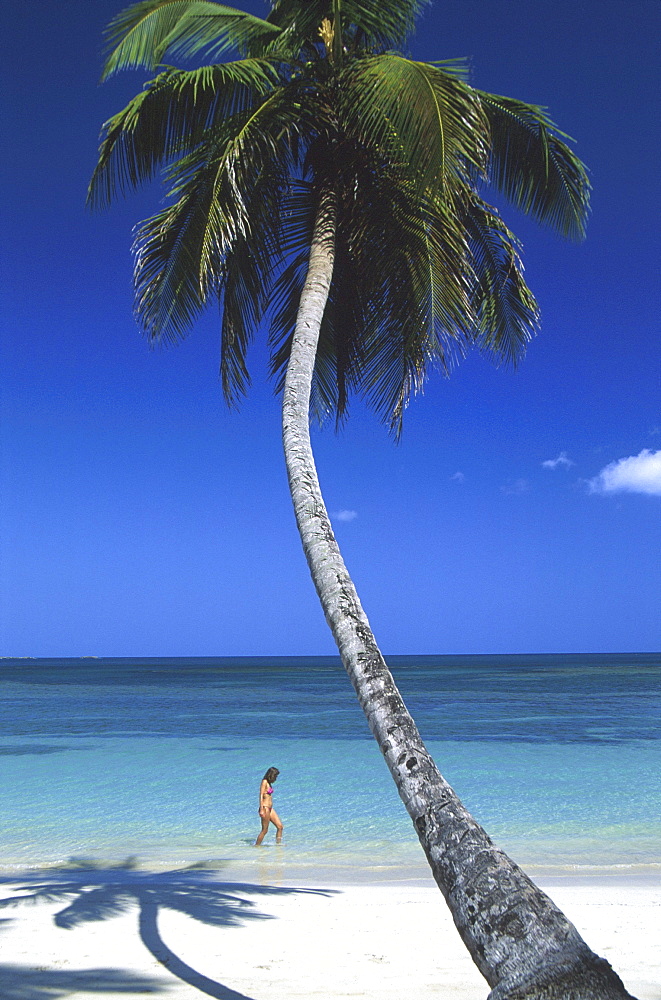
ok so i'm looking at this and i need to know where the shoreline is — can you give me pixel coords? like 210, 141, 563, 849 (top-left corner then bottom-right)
2, 852, 660, 889
2, 855, 660, 888
6, 860, 660, 892
1, 867, 658, 999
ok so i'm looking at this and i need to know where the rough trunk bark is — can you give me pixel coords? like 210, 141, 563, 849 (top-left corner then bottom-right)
281, 190, 637, 1000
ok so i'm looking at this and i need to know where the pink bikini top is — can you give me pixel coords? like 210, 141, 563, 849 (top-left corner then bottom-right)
266, 785, 273, 795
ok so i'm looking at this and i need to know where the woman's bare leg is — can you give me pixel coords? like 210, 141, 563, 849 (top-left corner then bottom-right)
255, 810, 270, 846
269, 808, 284, 844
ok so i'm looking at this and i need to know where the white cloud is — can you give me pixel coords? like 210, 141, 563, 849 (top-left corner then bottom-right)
450, 472, 465, 483
501, 478, 530, 496
588, 449, 661, 496
542, 451, 574, 470
333, 509, 358, 522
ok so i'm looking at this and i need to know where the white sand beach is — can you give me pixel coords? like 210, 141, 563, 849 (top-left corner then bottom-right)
0, 874, 659, 1000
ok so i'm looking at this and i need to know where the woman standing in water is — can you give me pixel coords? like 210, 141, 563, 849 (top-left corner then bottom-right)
255, 767, 283, 846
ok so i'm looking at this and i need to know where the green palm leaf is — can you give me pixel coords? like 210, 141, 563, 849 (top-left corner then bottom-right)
219, 236, 266, 403
463, 196, 539, 364
357, 210, 471, 433
89, 59, 284, 208
269, 148, 478, 433
131, 81, 324, 395
102, 0, 281, 79
132, 160, 215, 344
218, 153, 294, 405
338, 163, 474, 431
262, 0, 429, 54
339, 0, 430, 49
197, 81, 326, 290
479, 91, 591, 239
339, 56, 488, 199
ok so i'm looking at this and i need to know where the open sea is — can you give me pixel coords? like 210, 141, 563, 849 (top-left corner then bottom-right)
0, 654, 659, 885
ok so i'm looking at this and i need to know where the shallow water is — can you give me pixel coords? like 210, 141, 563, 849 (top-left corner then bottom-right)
1, 654, 659, 882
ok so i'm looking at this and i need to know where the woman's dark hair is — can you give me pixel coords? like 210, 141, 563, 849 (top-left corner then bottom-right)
263, 767, 280, 783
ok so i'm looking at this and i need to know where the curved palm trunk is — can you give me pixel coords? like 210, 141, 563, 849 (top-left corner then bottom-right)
282, 190, 636, 1000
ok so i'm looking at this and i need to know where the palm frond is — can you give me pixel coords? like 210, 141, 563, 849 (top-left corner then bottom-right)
102, 0, 281, 79
479, 92, 591, 240
218, 147, 295, 406
269, 144, 477, 434
131, 160, 216, 344
197, 81, 326, 293
341, 0, 430, 49
339, 56, 488, 199
264, 0, 430, 53
218, 239, 260, 404
89, 60, 284, 208
463, 197, 539, 365
120, 75, 324, 368
358, 204, 474, 434
335, 149, 475, 432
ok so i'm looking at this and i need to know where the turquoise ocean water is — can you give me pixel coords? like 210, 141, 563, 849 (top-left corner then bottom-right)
1, 654, 659, 884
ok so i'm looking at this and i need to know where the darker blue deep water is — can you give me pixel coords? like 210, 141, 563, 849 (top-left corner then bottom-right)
1, 653, 659, 743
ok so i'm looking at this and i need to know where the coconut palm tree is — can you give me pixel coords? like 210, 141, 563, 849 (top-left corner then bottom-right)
89, 2, 636, 996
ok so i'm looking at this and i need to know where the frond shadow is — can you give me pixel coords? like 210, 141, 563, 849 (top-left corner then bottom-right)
0, 964, 167, 1000
0, 861, 337, 1000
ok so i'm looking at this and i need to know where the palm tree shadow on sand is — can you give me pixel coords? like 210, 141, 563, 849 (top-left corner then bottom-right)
0, 859, 336, 1000
0, 907, 165, 999
0, 964, 166, 1000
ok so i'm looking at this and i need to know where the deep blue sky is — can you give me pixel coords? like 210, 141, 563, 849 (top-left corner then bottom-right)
2, 0, 659, 657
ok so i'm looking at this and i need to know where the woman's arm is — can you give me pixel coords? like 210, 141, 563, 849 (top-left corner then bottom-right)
258, 779, 270, 816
